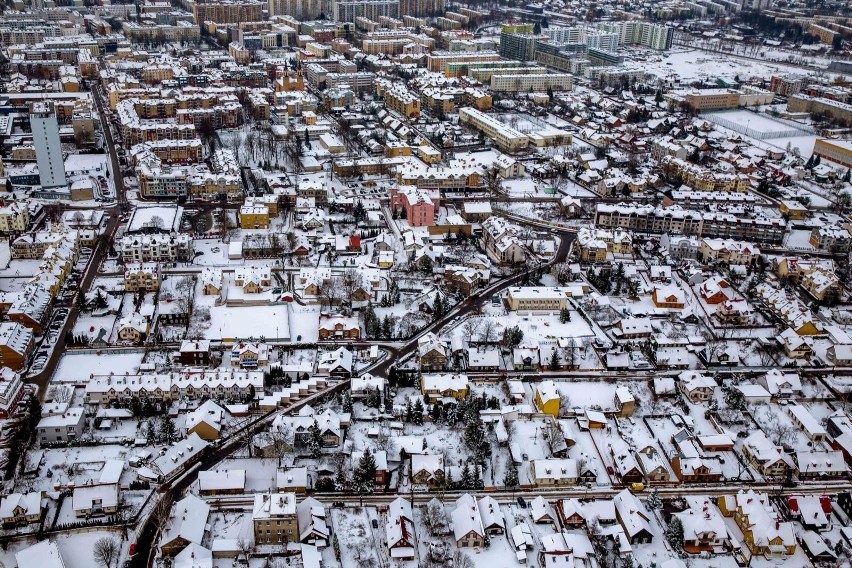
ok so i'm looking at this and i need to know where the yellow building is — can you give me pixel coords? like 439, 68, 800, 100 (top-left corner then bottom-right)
239, 205, 270, 229
813, 138, 852, 168
779, 200, 808, 220
0, 203, 29, 234
535, 380, 560, 417
420, 374, 469, 401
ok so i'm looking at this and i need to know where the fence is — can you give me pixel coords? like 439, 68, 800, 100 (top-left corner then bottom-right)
706, 112, 815, 140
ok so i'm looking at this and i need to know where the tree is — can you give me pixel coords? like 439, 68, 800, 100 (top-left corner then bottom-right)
646, 489, 662, 510
159, 417, 178, 443
353, 448, 377, 492
308, 419, 323, 458
559, 307, 571, 323
93, 537, 120, 568
353, 200, 367, 224
412, 398, 424, 426
342, 392, 353, 413
418, 254, 434, 273
665, 516, 684, 552
548, 350, 560, 371
381, 315, 393, 340
502, 326, 524, 349
503, 460, 519, 489
432, 293, 445, 321
93, 289, 109, 311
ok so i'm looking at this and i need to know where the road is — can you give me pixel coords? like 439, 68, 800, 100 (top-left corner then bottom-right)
369, 228, 575, 378
27, 212, 120, 394
91, 84, 127, 209
202, 479, 852, 511
129, 378, 350, 568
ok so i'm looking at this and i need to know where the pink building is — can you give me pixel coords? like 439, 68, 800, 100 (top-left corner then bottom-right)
389, 186, 438, 227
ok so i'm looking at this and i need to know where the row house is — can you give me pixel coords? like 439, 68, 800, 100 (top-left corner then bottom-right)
84, 371, 263, 405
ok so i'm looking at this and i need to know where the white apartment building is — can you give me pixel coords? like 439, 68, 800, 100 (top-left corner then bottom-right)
118, 233, 193, 263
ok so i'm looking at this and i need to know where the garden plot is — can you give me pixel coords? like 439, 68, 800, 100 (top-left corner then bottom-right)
51, 351, 145, 384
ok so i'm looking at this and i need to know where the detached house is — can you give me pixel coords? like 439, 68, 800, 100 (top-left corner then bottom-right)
0, 491, 43, 527
452, 494, 486, 548
719, 490, 796, 559
741, 430, 794, 480
387, 497, 416, 560
417, 332, 449, 371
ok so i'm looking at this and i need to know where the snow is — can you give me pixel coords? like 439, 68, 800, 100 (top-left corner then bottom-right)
51, 351, 145, 384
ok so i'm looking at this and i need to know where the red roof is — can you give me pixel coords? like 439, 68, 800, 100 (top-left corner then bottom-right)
349, 235, 361, 248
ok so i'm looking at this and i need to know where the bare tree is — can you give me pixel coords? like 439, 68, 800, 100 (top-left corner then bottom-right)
558, 394, 572, 418
237, 537, 253, 563
542, 421, 564, 454
93, 537, 120, 568
318, 276, 345, 312
453, 551, 475, 568
480, 319, 497, 345
341, 269, 364, 309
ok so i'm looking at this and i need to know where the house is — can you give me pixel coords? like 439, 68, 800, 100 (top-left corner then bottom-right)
735, 384, 772, 405
417, 332, 449, 371
452, 493, 485, 547
778, 328, 813, 359
174, 544, 213, 568
234, 266, 272, 292
614, 387, 635, 417
316, 348, 353, 377
652, 285, 686, 309
198, 470, 246, 495
478, 496, 505, 534
274, 406, 344, 449
513, 346, 540, 371
351, 374, 385, 400
117, 313, 149, 343
719, 490, 796, 559
827, 344, 852, 366
153, 433, 210, 483
535, 381, 560, 417
613, 489, 653, 544
201, 268, 223, 295
124, 262, 160, 292
529, 459, 578, 487
0, 367, 25, 419
636, 446, 672, 484
410, 453, 445, 487
421, 374, 469, 402
670, 429, 723, 483
675, 496, 730, 554
37, 407, 85, 444
160, 494, 210, 556
276, 467, 309, 494
678, 371, 716, 403
179, 340, 211, 366
297, 497, 329, 547
741, 430, 794, 480
762, 369, 802, 398
0, 321, 34, 371
787, 495, 831, 532
699, 276, 731, 304
511, 522, 534, 561
699, 238, 759, 265
796, 450, 848, 480
352, 449, 390, 487
0, 491, 43, 527
612, 318, 653, 340
252, 493, 297, 545
318, 315, 360, 340
788, 404, 828, 442
530, 496, 556, 525
230, 342, 270, 368
185, 400, 228, 441
387, 497, 416, 560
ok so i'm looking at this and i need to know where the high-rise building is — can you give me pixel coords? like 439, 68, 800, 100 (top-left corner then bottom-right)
31, 103, 67, 190
398, 0, 446, 18
332, 0, 398, 22
268, 0, 326, 19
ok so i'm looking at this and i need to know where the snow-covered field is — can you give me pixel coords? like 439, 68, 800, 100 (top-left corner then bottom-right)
52, 351, 145, 384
